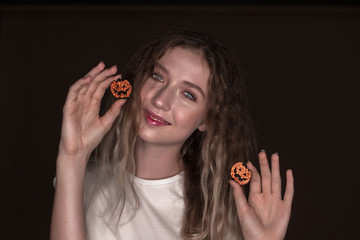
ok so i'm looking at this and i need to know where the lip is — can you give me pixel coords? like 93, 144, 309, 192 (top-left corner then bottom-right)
144, 110, 171, 126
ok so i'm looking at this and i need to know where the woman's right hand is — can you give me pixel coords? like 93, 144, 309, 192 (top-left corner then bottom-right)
58, 61, 126, 162
51, 62, 125, 240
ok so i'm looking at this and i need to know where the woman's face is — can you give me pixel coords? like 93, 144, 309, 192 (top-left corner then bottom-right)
138, 46, 209, 147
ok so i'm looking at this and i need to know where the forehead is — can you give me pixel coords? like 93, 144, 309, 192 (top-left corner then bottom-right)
157, 47, 210, 81
159, 46, 206, 63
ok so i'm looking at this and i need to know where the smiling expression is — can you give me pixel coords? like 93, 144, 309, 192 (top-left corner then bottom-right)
138, 47, 210, 147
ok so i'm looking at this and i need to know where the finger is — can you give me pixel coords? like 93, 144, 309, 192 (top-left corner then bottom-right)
259, 150, 271, 193
65, 76, 91, 103
83, 61, 105, 79
271, 153, 282, 198
85, 66, 118, 97
91, 74, 121, 102
78, 82, 90, 96
100, 99, 127, 132
87, 77, 117, 116
93, 65, 118, 84
229, 180, 249, 219
247, 161, 261, 195
284, 169, 294, 207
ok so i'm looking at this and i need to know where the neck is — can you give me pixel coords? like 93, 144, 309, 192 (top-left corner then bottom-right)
134, 138, 184, 180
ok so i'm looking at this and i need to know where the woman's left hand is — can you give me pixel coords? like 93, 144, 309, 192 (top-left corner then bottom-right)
230, 151, 294, 240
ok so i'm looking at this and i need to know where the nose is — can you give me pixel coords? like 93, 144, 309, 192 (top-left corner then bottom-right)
152, 85, 174, 111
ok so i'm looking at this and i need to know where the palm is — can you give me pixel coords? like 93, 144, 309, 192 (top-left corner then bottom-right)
230, 152, 294, 240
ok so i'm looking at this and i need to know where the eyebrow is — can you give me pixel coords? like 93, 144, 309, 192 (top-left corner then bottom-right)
154, 62, 168, 74
184, 81, 206, 99
154, 62, 206, 99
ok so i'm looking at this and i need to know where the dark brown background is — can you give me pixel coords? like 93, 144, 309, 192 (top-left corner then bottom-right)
0, 4, 358, 239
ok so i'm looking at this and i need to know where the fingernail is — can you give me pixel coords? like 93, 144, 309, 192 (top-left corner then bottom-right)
260, 149, 266, 153
274, 152, 279, 155
246, 160, 252, 166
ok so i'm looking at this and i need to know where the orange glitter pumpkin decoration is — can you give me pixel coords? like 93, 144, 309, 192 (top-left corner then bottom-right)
110, 79, 132, 99
230, 162, 251, 185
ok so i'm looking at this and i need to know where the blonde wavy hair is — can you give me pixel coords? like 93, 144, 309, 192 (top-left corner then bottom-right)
89, 29, 257, 240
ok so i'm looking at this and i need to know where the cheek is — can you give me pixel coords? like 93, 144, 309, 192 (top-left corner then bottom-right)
176, 107, 206, 129
140, 79, 157, 102
191, 105, 207, 127
139, 82, 152, 104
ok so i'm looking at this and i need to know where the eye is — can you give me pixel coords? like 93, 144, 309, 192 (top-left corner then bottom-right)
151, 73, 163, 82
183, 91, 196, 101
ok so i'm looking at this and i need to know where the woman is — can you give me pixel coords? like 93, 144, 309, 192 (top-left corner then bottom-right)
51, 29, 294, 240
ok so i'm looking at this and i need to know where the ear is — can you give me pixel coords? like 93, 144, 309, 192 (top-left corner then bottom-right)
197, 122, 207, 132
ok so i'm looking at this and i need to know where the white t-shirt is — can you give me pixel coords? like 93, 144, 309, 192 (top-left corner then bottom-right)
85, 171, 185, 240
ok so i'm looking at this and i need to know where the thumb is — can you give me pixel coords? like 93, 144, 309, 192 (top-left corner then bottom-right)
101, 99, 127, 131
229, 180, 249, 219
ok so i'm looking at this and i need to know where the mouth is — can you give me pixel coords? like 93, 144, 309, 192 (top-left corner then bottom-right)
144, 110, 171, 126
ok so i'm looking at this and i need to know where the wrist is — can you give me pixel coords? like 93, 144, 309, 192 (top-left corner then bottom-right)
56, 151, 89, 180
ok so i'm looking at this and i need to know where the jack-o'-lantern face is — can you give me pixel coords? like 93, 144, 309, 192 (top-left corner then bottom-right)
110, 79, 132, 99
230, 162, 252, 185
